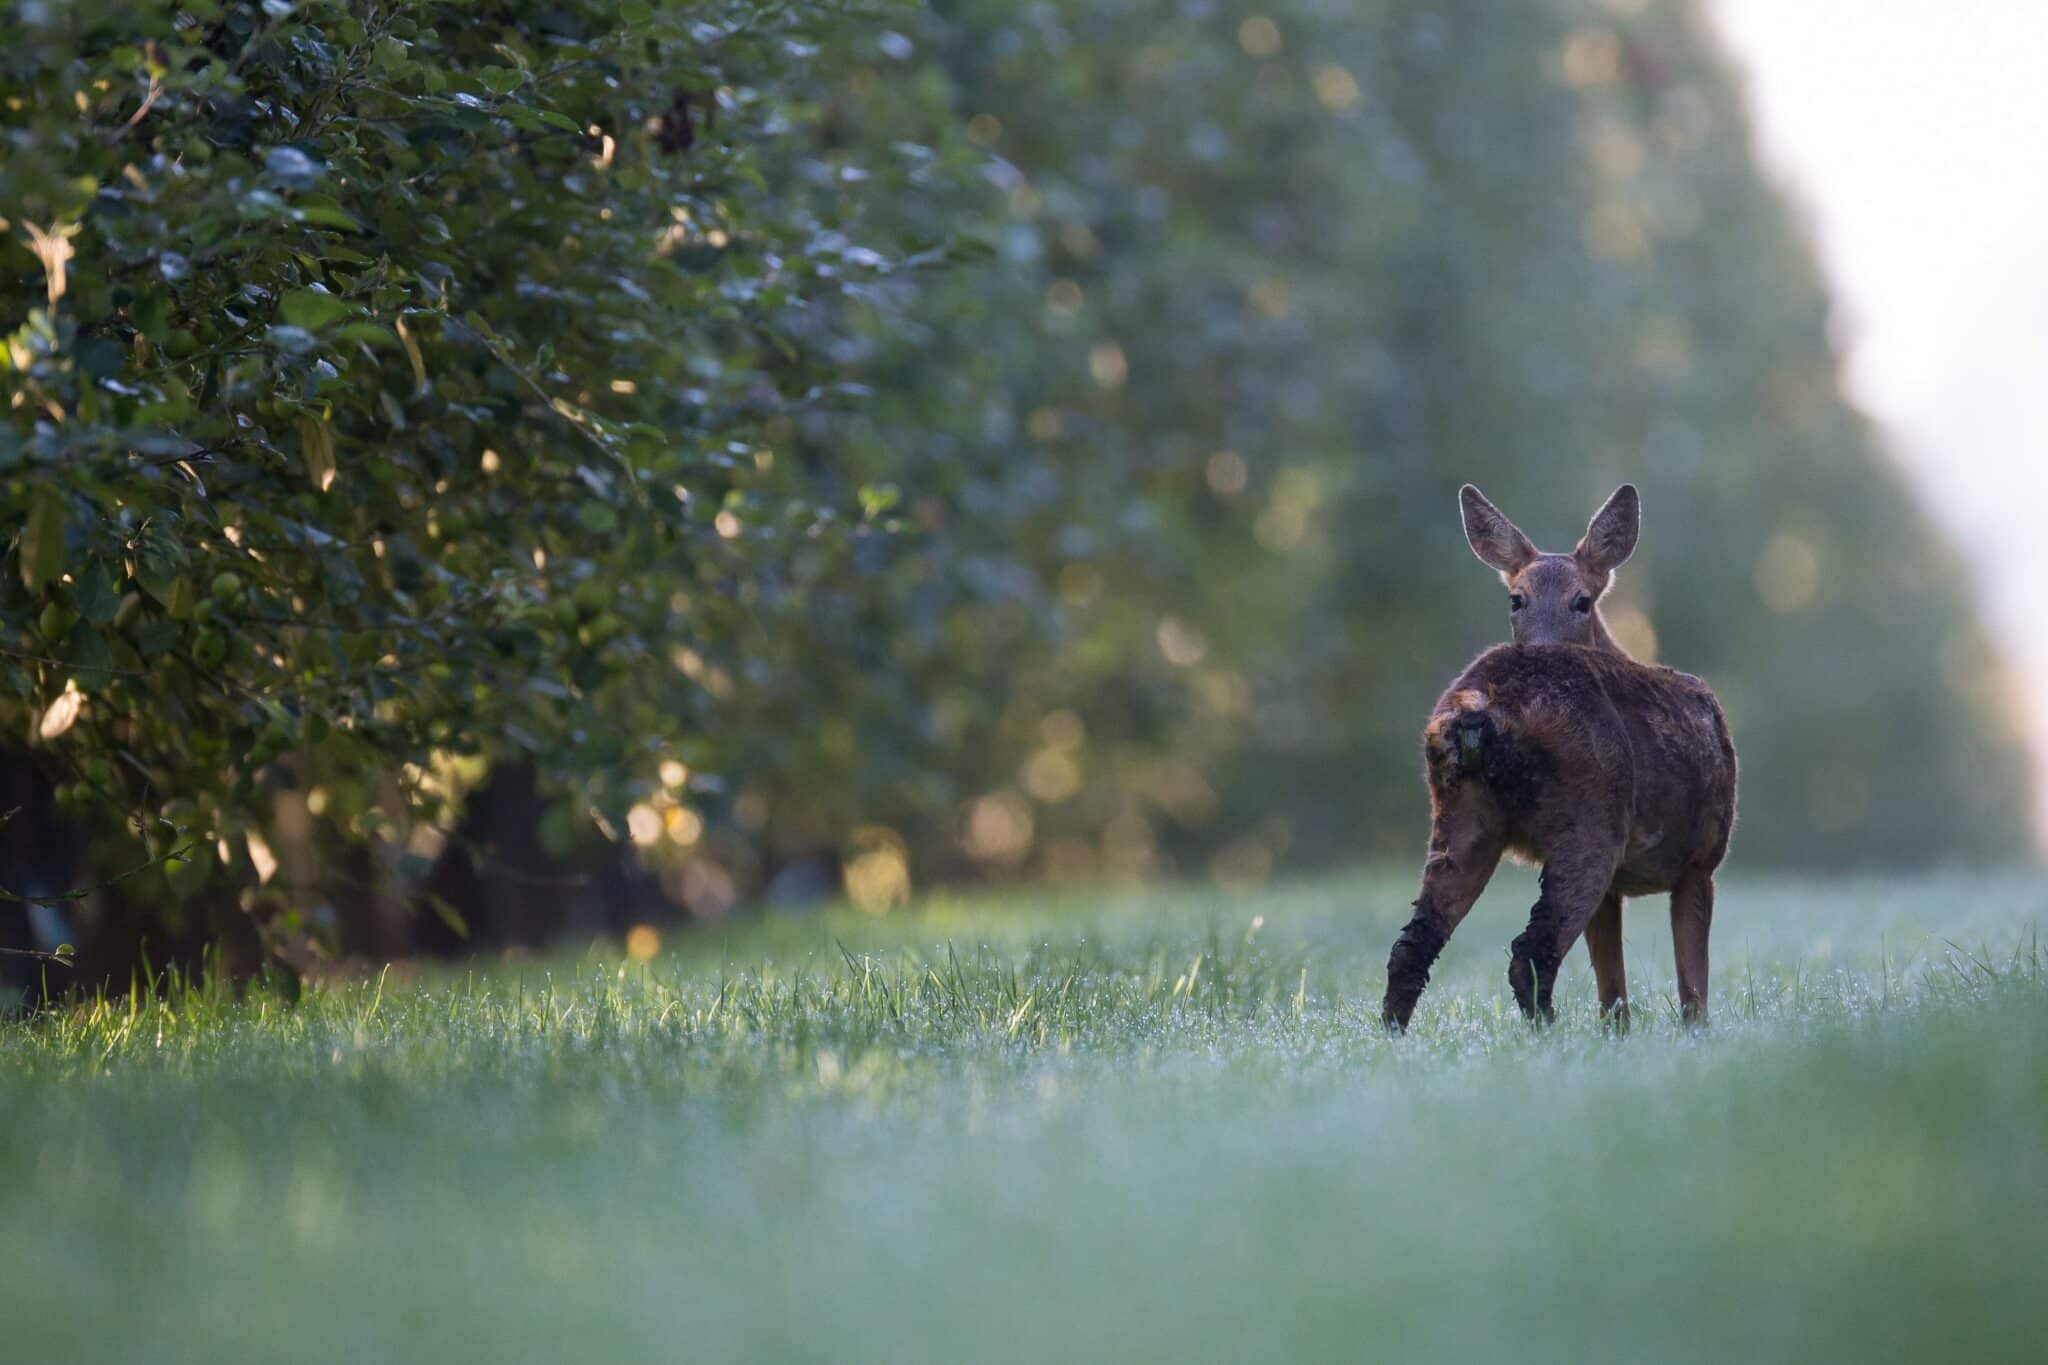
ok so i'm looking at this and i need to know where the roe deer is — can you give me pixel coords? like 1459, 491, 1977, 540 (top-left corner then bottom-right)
1381, 484, 1737, 1031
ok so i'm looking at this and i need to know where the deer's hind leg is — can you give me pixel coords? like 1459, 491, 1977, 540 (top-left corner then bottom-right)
1382, 797, 1506, 1032
1509, 841, 1622, 1023
1583, 889, 1629, 1030
1671, 868, 1715, 1024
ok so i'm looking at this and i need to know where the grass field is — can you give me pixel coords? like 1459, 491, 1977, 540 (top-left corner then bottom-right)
4, 866, 2046, 1363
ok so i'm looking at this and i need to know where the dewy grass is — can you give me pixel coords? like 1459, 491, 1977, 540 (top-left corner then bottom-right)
4, 868, 2046, 1363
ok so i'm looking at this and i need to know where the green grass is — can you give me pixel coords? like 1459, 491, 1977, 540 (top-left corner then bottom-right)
5, 867, 2047, 1363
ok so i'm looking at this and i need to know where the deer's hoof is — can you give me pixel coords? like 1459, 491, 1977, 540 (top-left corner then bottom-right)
1507, 953, 1537, 1018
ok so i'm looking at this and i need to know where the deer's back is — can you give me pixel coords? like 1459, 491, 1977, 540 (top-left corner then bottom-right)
1426, 644, 1736, 891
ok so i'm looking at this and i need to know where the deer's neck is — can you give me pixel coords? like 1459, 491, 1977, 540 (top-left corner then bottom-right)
1588, 607, 1631, 659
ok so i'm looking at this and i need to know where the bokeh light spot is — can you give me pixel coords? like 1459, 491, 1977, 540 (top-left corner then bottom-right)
1248, 278, 1292, 319
1206, 450, 1249, 496
843, 826, 912, 912
664, 806, 703, 846
1583, 201, 1649, 261
1089, 342, 1128, 389
1023, 748, 1083, 803
1238, 16, 1282, 58
1560, 26, 1621, 88
1040, 710, 1086, 749
1027, 407, 1064, 441
964, 792, 1035, 866
1756, 532, 1822, 613
1313, 65, 1361, 115
1607, 604, 1659, 661
1156, 615, 1208, 667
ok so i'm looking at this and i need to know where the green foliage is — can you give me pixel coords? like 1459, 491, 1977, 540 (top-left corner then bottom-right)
765, 0, 2031, 883
2, 0, 2027, 960
0, 0, 947, 920
4, 872, 2048, 1359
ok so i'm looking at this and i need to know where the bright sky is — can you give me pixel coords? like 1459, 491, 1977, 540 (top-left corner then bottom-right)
1710, 0, 2048, 845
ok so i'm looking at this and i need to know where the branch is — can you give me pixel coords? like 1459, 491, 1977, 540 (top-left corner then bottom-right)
0, 945, 75, 968
0, 840, 198, 907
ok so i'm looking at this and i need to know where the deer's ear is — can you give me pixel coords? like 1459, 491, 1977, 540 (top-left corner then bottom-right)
1576, 483, 1640, 575
1460, 484, 1537, 576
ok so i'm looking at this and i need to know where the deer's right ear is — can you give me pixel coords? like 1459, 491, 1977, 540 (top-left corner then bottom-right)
1575, 483, 1640, 575
1460, 484, 1537, 577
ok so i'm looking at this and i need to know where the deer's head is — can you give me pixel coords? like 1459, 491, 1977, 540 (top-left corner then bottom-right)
1459, 483, 1639, 651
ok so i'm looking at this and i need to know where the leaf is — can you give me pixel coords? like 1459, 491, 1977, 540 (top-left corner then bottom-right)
60, 625, 114, 691
495, 104, 557, 135
497, 105, 583, 134
858, 483, 901, 519
372, 37, 412, 76
131, 620, 181, 655
292, 203, 365, 232
265, 325, 319, 355
163, 840, 216, 901
246, 830, 279, 884
278, 289, 360, 330
264, 145, 321, 188
133, 289, 170, 342
333, 322, 398, 348
297, 416, 336, 492
423, 891, 471, 940
73, 561, 120, 624
20, 484, 65, 591
162, 577, 198, 621
38, 688, 84, 741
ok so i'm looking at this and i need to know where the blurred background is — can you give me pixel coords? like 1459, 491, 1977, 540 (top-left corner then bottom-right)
2, 0, 2039, 988
1715, 0, 2048, 840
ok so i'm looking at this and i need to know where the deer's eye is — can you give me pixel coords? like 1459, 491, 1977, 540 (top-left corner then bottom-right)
1509, 593, 1526, 612
1571, 594, 1593, 614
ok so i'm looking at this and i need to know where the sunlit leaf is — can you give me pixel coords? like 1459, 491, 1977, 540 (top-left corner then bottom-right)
38, 688, 84, 741
278, 290, 359, 330
297, 415, 336, 492
20, 484, 65, 591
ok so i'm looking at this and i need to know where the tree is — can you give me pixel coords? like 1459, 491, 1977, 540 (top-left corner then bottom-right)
0, 0, 957, 969
772, 0, 2030, 885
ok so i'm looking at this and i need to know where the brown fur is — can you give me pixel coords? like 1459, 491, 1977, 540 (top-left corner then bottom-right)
1383, 485, 1738, 1030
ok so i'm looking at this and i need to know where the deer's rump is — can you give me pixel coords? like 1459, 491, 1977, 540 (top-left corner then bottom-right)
1422, 644, 1736, 894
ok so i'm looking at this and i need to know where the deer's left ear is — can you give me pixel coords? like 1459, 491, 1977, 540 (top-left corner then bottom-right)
1575, 484, 1640, 575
